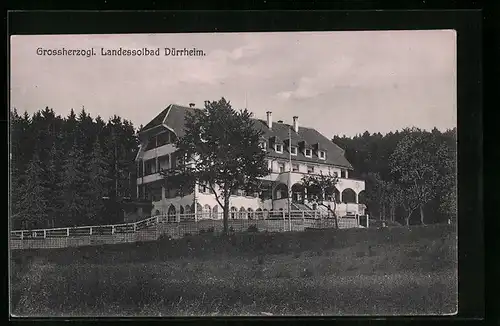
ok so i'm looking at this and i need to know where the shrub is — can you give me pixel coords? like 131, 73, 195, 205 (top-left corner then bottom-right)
247, 224, 258, 233
199, 229, 206, 235
206, 227, 215, 234
184, 233, 192, 237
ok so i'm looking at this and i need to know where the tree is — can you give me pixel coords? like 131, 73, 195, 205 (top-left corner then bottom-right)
390, 129, 443, 225
83, 137, 111, 224
44, 142, 62, 227
300, 171, 339, 227
364, 172, 388, 219
161, 98, 269, 235
393, 183, 420, 226
16, 151, 49, 229
59, 142, 86, 226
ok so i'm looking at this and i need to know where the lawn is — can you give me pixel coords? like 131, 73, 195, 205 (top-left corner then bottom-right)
10, 224, 457, 316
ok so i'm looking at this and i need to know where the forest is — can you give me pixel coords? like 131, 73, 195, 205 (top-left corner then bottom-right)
333, 127, 457, 225
9, 107, 456, 229
10, 107, 139, 229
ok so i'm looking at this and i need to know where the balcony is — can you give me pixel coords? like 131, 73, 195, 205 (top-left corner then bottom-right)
141, 144, 176, 161
137, 172, 164, 185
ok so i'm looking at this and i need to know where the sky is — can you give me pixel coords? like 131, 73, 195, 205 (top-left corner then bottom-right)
10, 30, 456, 138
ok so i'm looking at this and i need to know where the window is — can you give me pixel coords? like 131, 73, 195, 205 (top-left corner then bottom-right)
156, 132, 171, 147
307, 165, 315, 174
305, 149, 312, 157
137, 162, 144, 177
145, 159, 157, 175
259, 141, 267, 151
278, 162, 285, 173
319, 151, 326, 159
341, 170, 346, 178
157, 155, 170, 171
275, 144, 283, 153
292, 163, 299, 172
145, 138, 157, 150
199, 183, 208, 194
291, 146, 298, 155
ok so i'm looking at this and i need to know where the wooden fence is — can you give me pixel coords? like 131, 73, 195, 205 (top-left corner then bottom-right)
10, 210, 364, 250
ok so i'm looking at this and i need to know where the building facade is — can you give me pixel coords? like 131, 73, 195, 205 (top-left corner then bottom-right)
135, 104, 366, 219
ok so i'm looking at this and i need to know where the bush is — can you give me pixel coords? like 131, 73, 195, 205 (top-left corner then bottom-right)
247, 224, 258, 233
206, 227, 215, 234
184, 233, 192, 237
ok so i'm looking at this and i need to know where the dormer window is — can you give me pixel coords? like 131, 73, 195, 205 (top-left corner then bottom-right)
259, 141, 267, 151
319, 150, 326, 160
290, 146, 298, 155
305, 148, 312, 158
275, 144, 283, 153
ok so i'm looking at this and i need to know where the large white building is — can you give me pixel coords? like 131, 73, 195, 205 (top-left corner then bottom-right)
135, 104, 366, 219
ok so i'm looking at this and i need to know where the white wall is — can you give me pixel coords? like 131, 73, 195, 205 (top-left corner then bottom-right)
142, 144, 176, 161
152, 194, 195, 215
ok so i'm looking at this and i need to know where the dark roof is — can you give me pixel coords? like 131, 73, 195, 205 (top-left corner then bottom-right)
140, 104, 353, 169
252, 119, 352, 169
142, 106, 170, 131
140, 104, 199, 138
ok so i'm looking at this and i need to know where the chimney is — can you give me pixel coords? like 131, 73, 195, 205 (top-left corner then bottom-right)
189, 103, 195, 108
266, 111, 273, 129
293, 116, 299, 133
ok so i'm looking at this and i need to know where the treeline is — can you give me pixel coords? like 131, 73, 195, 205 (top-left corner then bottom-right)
333, 127, 457, 225
10, 107, 139, 230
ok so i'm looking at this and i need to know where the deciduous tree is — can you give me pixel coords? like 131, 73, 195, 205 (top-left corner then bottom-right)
300, 171, 339, 227
390, 128, 443, 225
162, 98, 269, 235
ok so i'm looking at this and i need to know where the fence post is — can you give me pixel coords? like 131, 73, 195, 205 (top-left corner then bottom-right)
367, 214, 370, 228
66, 228, 70, 236
156, 216, 159, 225
111, 226, 115, 235
43, 230, 47, 238
20, 231, 23, 240
133, 223, 136, 232
89, 227, 93, 235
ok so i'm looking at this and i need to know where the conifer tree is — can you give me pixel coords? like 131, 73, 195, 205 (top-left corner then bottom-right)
59, 142, 86, 226
17, 151, 48, 229
83, 137, 111, 224
44, 142, 62, 227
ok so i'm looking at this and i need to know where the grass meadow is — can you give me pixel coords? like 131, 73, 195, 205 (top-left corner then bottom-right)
10, 223, 457, 316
